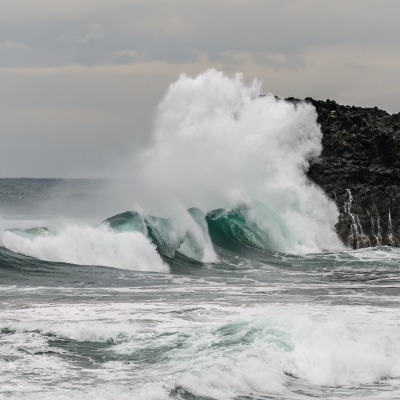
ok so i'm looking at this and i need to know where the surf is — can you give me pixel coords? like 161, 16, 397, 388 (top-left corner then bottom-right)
0, 70, 347, 271
129, 69, 344, 254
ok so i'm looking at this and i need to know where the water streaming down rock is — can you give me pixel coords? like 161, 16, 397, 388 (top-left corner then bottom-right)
367, 208, 382, 246
342, 189, 370, 248
306, 98, 400, 248
387, 209, 399, 246
337, 188, 397, 249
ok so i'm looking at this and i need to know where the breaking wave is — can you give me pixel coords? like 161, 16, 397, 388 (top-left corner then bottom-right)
0, 69, 346, 270
0, 224, 168, 273
132, 69, 343, 253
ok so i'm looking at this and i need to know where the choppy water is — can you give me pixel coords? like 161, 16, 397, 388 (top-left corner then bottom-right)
2, 70, 399, 399
1, 178, 400, 400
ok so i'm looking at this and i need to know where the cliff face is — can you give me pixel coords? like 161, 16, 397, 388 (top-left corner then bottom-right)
301, 98, 400, 248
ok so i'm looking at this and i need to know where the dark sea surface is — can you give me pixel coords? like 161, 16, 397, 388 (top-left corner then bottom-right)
1, 178, 400, 400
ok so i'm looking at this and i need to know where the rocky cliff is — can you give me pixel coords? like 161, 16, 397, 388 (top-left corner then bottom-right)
297, 97, 400, 248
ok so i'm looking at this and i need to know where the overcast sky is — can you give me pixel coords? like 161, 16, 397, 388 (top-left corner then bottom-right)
1, 0, 400, 177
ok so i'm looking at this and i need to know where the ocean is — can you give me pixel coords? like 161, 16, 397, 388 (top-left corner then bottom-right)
1, 70, 400, 399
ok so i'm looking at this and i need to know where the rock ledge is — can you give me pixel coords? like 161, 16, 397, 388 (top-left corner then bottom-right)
294, 97, 400, 248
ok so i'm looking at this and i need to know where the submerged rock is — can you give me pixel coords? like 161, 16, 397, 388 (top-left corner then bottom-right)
294, 97, 400, 248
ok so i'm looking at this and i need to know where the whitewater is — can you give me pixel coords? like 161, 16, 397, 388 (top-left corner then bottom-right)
1, 70, 400, 399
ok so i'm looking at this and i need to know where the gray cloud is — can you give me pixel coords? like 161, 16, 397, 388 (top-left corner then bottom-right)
2, 1, 399, 67
78, 22, 104, 43
1, 0, 400, 177
2, 39, 28, 49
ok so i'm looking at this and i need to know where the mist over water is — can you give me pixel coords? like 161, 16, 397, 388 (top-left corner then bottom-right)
0, 70, 345, 271
3, 70, 400, 400
133, 69, 343, 253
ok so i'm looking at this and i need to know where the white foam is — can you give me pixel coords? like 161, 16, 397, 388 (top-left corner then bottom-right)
347, 246, 400, 261
173, 209, 218, 263
0, 224, 168, 272
157, 307, 400, 397
133, 69, 344, 253
3, 301, 400, 399
284, 310, 400, 386
23, 385, 170, 400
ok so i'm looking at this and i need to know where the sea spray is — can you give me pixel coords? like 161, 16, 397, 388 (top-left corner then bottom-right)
0, 70, 345, 269
0, 225, 168, 272
135, 69, 343, 253
103, 208, 218, 262
6, 303, 400, 399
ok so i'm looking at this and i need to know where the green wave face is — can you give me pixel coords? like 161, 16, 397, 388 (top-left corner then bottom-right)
102, 211, 148, 235
143, 207, 213, 261
6, 201, 294, 266
177, 207, 210, 261
102, 209, 207, 260
103, 211, 181, 258
206, 202, 293, 253
100, 202, 294, 261
7, 227, 55, 239
144, 215, 183, 259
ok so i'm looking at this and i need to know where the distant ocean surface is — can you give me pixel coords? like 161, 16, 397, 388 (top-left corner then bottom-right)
1, 71, 400, 399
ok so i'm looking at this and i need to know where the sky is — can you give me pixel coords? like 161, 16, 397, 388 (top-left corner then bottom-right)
1, 0, 400, 178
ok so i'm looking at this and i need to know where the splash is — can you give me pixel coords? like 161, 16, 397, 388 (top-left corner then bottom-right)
103, 209, 217, 263
135, 69, 343, 253
0, 69, 345, 269
0, 225, 168, 273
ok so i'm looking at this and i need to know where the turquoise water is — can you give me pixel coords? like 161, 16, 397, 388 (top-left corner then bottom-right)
1, 179, 400, 399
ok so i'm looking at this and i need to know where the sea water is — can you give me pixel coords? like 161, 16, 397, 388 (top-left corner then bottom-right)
1, 70, 400, 399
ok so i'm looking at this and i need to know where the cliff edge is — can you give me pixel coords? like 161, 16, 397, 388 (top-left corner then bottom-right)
298, 98, 400, 248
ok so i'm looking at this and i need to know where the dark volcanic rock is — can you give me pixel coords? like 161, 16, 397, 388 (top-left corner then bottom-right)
295, 97, 400, 248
